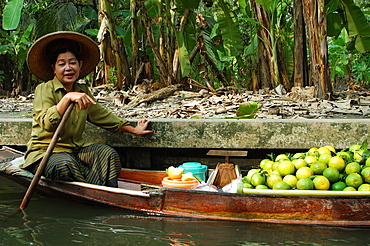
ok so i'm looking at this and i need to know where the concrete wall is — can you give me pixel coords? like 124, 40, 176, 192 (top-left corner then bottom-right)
1, 118, 369, 149
1, 118, 369, 169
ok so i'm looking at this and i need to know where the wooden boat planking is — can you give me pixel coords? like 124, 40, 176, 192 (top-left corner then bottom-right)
1, 147, 370, 226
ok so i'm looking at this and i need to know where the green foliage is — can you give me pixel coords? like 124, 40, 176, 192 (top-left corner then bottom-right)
235, 101, 261, 119
2, 0, 24, 30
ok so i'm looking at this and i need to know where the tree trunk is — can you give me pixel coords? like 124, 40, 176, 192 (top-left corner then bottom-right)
302, 0, 331, 98
293, 0, 309, 87
99, 0, 132, 90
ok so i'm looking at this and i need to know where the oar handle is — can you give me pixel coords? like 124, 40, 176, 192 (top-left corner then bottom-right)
19, 102, 75, 210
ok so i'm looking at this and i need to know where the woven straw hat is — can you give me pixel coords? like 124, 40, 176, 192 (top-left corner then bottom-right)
27, 31, 100, 81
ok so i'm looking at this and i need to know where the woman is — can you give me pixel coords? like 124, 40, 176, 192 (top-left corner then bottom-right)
20, 31, 152, 187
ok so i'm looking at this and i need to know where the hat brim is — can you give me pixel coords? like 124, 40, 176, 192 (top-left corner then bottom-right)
27, 31, 100, 81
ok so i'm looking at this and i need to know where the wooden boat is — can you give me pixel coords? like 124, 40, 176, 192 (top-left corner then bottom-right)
1, 146, 370, 227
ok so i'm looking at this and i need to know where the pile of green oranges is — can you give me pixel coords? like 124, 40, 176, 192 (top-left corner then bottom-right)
243, 143, 370, 191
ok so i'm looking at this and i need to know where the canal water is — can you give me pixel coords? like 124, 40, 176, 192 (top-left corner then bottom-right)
1, 176, 369, 246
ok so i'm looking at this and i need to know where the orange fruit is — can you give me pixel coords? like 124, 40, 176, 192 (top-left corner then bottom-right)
349, 144, 361, 153
304, 155, 317, 165
292, 152, 306, 159
323, 167, 340, 183
275, 154, 289, 162
345, 162, 361, 174
167, 166, 184, 179
266, 173, 283, 189
272, 162, 280, 171
250, 173, 266, 186
361, 167, 370, 183
278, 160, 295, 176
296, 167, 314, 180
307, 148, 319, 157
343, 186, 356, 191
318, 153, 332, 165
262, 160, 274, 171
358, 184, 370, 191
255, 185, 269, 189
296, 177, 314, 190
310, 161, 327, 175
328, 156, 345, 173
259, 159, 270, 169
292, 158, 308, 169
313, 176, 330, 190
365, 157, 370, 168
324, 145, 336, 153
283, 175, 298, 188
318, 147, 331, 155
273, 181, 291, 190
246, 169, 260, 182
345, 173, 363, 188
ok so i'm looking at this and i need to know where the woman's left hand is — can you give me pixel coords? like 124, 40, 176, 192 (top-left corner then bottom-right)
121, 119, 153, 135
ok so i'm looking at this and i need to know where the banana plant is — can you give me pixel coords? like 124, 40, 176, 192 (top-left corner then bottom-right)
2, 0, 24, 30
0, 24, 34, 96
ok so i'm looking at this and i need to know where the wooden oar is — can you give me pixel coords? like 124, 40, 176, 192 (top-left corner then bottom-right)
19, 102, 75, 210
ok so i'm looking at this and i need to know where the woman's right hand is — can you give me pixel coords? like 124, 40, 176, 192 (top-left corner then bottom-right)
57, 92, 96, 115
65, 92, 96, 110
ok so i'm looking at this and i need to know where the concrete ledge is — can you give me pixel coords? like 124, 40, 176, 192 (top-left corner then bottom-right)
1, 118, 369, 150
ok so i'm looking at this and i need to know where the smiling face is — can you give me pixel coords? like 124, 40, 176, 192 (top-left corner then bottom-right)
52, 50, 83, 91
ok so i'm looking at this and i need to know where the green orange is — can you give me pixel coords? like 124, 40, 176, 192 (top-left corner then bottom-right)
273, 181, 291, 190
328, 156, 346, 173
277, 160, 295, 176
296, 177, 314, 190
266, 173, 283, 189
345, 173, 363, 188
310, 161, 327, 175
313, 176, 330, 190
296, 166, 314, 180
323, 167, 340, 183
358, 184, 370, 191
345, 162, 361, 174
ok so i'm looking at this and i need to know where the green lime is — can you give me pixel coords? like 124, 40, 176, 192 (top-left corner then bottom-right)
255, 184, 269, 189
358, 184, 370, 191
343, 186, 356, 191
345, 162, 361, 174
275, 154, 289, 162
243, 183, 254, 189
296, 177, 314, 190
266, 173, 283, 189
250, 173, 266, 186
318, 153, 332, 165
278, 160, 295, 176
273, 181, 291, 190
331, 181, 347, 191
283, 175, 298, 188
318, 147, 331, 155
328, 156, 345, 173
313, 176, 330, 190
296, 167, 314, 180
307, 148, 319, 157
345, 173, 363, 188
310, 161, 327, 175
292, 158, 308, 169
323, 167, 340, 183
361, 167, 370, 183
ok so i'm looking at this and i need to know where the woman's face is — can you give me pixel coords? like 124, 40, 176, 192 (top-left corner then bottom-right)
53, 51, 83, 89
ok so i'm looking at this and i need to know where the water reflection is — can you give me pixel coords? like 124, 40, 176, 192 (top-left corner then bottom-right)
1, 176, 369, 246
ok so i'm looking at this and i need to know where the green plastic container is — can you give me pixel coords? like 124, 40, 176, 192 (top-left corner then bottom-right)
179, 162, 208, 181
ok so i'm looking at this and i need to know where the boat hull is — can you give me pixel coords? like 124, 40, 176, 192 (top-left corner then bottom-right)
2, 172, 370, 226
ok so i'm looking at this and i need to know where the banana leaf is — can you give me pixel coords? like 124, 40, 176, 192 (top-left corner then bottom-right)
2, 0, 24, 30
